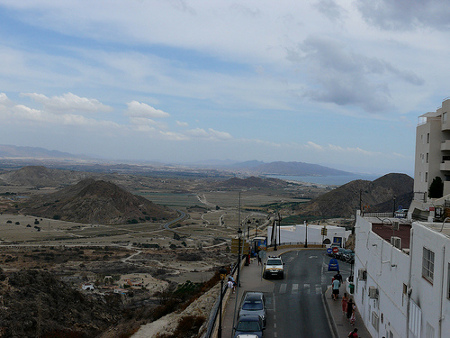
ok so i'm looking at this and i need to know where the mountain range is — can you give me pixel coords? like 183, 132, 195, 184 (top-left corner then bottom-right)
0, 144, 353, 177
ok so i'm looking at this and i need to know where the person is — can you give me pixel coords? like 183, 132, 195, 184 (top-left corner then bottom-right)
257, 254, 262, 266
342, 292, 349, 315
227, 278, 235, 293
332, 277, 340, 300
347, 298, 354, 321
348, 328, 358, 337
350, 302, 356, 325
334, 270, 343, 283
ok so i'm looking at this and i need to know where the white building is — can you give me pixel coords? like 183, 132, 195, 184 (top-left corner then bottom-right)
354, 211, 450, 338
267, 223, 350, 247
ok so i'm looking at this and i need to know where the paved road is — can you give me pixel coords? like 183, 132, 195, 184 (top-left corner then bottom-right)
264, 250, 332, 337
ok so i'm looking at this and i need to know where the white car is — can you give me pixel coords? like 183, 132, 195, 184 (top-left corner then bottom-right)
263, 256, 284, 279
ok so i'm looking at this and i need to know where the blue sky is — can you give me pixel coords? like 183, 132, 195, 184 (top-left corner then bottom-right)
0, 0, 449, 175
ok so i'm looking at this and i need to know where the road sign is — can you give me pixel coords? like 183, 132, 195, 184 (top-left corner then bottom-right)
326, 248, 332, 254
332, 246, 339, 254
231, 238, 249, 254
321, 227, 327, 236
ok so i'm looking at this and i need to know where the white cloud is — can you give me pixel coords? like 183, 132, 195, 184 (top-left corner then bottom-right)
185, 128, 232, 141
126, 101, 170, 118
176, 120, 189, 127
22, 92, 112, 113
306, 141, 324, 151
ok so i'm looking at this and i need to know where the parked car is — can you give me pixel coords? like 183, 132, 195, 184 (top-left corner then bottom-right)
233, 315, 264, 338
239, 291, 266, 327
263, 256, 284, 279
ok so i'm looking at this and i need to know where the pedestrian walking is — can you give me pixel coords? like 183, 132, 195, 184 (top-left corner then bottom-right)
350, 302, 356, 325
334, 270, 343, 283
257, 254, 262, 265
346, 298, 354, 321
332, 277, 341, 300
348, 328, 358, 337
342, 292, 349, 315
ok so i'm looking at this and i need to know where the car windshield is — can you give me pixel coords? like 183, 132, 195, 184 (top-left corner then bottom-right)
236, 320, 261, 332
267, 259, 281, 265
242, 301, 263, 310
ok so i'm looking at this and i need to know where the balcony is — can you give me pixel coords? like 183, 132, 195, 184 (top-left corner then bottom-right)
440, 161, 450, 171
442, 140, 450, 151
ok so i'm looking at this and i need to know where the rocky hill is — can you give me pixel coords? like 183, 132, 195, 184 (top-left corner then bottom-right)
0, 269, 121, 337
231, 161, 351, 176
294, 173, 413, 218
0, 165, 92, 187
21, 178, 177, 224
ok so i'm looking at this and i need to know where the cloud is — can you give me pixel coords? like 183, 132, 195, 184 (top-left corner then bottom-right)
22, 92, 112, 113
185, 128, 232, 141
314, 0, 347, 22
356, 0, 450, 31
288, 36, 424, 113
126, 101, 170, 118
176, 120, 189, 127
306, 141, 324, 151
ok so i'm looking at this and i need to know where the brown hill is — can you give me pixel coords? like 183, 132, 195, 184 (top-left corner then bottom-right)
0, 165, 91, 187
0, 269, 120, 337
294, 173, 413, 218
21, 178, 176, 224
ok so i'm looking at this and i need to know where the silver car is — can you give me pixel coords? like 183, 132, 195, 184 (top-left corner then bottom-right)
238, 291, 266, 328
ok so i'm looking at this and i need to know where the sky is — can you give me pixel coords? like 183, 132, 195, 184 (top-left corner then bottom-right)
0, 1, 449, 176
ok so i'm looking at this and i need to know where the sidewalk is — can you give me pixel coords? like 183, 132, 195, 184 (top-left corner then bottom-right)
218, 248, 372, 338
324, 281, 371, 338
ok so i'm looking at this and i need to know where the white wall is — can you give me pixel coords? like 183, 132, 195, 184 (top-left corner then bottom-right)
354, 214, 411, 338
266, 224, 348, 247
409, 223, 450, 338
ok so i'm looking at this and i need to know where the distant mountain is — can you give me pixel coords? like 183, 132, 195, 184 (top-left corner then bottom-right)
0, 144, 81, 159
21, 178, 176, 224
232, 161, 352, 176
217, 176, 290, 189
294, 173, 413, 218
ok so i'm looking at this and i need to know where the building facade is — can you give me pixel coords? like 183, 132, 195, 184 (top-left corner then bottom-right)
354, 212, 450, 338
414, 98, 450, 199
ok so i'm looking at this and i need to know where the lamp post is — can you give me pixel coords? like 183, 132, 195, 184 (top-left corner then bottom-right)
304, 220, 308, 248
218, 266, 227, 338
232, 227, 243, 333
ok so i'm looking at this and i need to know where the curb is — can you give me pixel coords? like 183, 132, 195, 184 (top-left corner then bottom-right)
322, 286, 338, 338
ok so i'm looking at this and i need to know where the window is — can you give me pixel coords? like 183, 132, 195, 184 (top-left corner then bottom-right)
427, 133, 430, 143
426, 153, 429, 163
425, 172, 428, 183
444, 112, 448, 123
422, 247, 435, 283
371, 311, 379, 331
426, 322, 435, 338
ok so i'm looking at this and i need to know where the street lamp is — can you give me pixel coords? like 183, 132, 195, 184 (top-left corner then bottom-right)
218, 266, 227, 338
304, 220, 308, 248
232, 227, 243, 333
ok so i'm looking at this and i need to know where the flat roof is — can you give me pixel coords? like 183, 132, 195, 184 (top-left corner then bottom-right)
415, 221, 450, 238
364, 217, 411, 250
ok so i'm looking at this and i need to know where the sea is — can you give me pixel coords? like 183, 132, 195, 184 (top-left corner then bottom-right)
266, 174, 381, 186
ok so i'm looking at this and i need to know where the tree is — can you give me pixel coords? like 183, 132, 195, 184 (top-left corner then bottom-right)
429, 176, 444, 198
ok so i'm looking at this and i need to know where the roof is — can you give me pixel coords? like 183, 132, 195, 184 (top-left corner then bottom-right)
369, 219, 411, 250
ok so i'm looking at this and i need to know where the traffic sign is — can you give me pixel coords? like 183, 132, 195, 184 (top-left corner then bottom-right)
332, 246, 339, 254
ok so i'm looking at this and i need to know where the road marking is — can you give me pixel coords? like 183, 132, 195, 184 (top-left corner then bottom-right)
316, 285, 322, 294
304, 283, 310, 294
292, 283, 298, 294
274, 323, 277, 328
279, 283, 287, 294
274, 332, 277, 337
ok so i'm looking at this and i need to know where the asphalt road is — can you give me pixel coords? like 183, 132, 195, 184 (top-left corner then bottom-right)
264, 249, 351, 337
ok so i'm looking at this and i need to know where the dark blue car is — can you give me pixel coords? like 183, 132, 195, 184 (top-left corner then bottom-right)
233, 314, 264, 338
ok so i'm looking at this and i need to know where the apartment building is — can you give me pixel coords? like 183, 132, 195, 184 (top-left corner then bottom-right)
353, 212, 450, 338
414, 98, 450, 199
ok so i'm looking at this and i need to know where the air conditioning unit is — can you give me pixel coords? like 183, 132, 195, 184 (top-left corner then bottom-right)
368, 286, 378, 299
392, 221, 399, 231
391, 236, 401, 249
358, 268, 367, 281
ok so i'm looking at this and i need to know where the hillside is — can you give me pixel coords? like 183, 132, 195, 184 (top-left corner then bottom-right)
0, 165, 92, 187
21, 178, 177, 224
294, 173, 413, 218
0, 269, 120, 337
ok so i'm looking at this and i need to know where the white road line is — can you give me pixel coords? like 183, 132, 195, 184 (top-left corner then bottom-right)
304, 283, 310, 294
316, 285, 322, 294
292, 283, 299, 294
279, 283, 287, 294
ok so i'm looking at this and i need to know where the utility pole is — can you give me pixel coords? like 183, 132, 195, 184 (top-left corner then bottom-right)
304, 220, 308, 248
